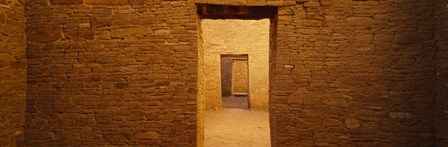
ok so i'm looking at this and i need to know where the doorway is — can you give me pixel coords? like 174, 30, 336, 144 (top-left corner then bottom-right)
196, 4, 277, 147
221, 55, 249, 109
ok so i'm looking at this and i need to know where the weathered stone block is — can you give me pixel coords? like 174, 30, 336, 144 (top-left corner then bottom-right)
154, 30, 171, 36
78, 23, 91, 29
27, 29, 62, 43
304, 1, 319, 7
374, 34, 394, 42
345, 118, 360, 129
346, 17, 374, 26
103, 133, 130, 143
323, 118, 343, 127
320, 0, 332, 6
64, 29, 94, 40
136, 132, 159, 140
25, 0, 48, 5
394, 32, 432, 44
389, 112, 413, 119
85, 0, 127, 5
92, 20, 112, 28
303, 19, 323, 27
129, 0, 145, 5
50, 0, 82, 5
0, 53, 15, 63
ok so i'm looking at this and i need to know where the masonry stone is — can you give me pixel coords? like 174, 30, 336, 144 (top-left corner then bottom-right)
435, 0, 448, 145
0, 0, 444, 146
0, 0, 26, 146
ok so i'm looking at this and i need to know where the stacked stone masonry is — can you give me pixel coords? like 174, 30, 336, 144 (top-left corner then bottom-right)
435, 0, 448, 145
25, 0, 198, 146
269, 0, 436, 146
0, 0, 441, 146
0, 0, 26, 146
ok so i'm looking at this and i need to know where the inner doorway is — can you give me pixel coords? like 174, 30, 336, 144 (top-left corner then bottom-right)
221, 55, 249, 109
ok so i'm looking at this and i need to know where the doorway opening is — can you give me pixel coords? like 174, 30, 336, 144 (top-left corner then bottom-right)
197, 4, 277, 147
221, 55, 249, 109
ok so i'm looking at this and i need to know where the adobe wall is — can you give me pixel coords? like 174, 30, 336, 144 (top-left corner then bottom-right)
0, 0, 26, 146
24, 0, 438, 146
435, 0, 448, 145
201, 19, 270, 110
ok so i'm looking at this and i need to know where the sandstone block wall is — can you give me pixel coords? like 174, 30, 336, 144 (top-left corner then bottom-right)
232, 59, 248, 94
201, 19, 270, 110
24, 0, 198, 146
435, 0, 448, 145
272, 0, 436, 146
0, 0, 26, 146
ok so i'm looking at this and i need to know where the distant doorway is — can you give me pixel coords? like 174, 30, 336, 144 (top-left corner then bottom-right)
221, 55, 249, 109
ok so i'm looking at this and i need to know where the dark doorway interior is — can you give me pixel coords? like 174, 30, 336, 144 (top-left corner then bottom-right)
221, 55, 249, 109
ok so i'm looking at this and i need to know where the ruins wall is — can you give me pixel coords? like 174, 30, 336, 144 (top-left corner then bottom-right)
0, 0, 26, 146
24, 0, 438, 146
269, 0, 436, 145
435, 0, 448, 145
25, 0, 198, 145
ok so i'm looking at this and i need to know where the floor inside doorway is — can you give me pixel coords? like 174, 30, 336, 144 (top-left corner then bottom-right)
204, 108, 270, 147
222, 96, 249, 109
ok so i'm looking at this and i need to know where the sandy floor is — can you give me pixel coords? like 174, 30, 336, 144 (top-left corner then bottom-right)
205, 108, 271, 147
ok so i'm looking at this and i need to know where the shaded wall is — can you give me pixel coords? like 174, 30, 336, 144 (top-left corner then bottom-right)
0, 0, 26, 146
271, 0, 436, 146
435, 0, 448, 145
201, 19, 270, 110
220, 57, 232, 96
25, 0, 197, 146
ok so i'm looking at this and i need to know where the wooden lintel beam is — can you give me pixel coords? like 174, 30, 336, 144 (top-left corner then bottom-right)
197, 4, 277, 19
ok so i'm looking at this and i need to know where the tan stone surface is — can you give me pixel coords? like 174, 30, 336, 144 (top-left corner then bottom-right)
0, 0, 26, 146
201, 19, 270, 110
232, 60, 248, 94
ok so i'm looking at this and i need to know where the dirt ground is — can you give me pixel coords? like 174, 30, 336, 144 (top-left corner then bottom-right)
204, 108, 271, 147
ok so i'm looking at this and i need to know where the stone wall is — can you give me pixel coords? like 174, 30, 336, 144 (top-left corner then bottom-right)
24, 0, 198, 146
201, 19, 270, 110
435, 0, 448, 145
271, 0, 436, 146
23, 0, 440, 146
0, 0, 26, 146
232, 59, 248, 94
